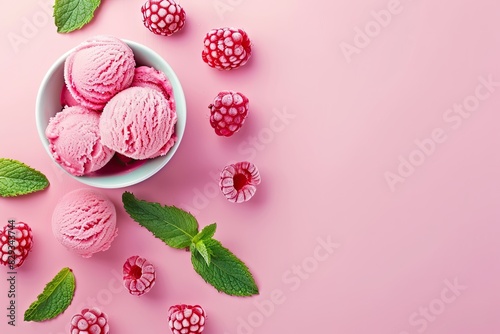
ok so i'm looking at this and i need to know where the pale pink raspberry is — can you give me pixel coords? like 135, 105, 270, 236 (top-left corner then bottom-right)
0, 222, 33, 269
142, 0, 186, 36
202, 27, 252, 70
123, 255, 156, 296
168, 304, 206, 334
70, 308, 109, 334
209, 91, 249, 137
220, 161, 261, 203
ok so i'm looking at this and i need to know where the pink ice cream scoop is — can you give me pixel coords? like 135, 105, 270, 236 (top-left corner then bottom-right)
52, 189, 118, 258
131, 66, 175, 111
64, 35, 136, 111
45, 106, 114, 176
60, 84, 79, 108
99, 86, 177, 160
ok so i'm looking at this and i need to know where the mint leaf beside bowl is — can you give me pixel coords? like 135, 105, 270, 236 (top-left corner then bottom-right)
54, 0, 101, 33
0, 158, 49, 197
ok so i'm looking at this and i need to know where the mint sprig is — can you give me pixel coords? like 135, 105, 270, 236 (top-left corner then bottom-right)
192, 223, 217, 243
54, 0, 101, 33
122, 192, 259, 297
0, 158, 49, 197
191, 240, 212, 266
191, 223, 217, 265
24, 267, 76, 322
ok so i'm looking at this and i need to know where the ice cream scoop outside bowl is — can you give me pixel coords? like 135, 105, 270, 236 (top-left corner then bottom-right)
35, 39, 186, 188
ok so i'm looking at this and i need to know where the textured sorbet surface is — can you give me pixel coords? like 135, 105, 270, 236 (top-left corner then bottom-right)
99, 86, 177, 160
52, 189, 118, 258
45, 106, 115, 176
64, 35, 136, 110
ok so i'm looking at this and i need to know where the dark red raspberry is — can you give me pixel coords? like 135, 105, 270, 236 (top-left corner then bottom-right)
142, 0, 186, 36
123, 255, 156, 296
168, 304, 206, 334
202, 27, 252, 70
209, 91, 249, 136
220, 161, 261, 203
0, 222, 33, 269
70, 308, 109, 334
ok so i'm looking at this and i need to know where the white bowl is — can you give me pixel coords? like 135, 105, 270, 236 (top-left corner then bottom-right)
35, 39, 186, 188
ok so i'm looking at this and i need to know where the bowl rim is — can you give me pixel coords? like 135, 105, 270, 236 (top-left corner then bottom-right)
35, 38, 187, 189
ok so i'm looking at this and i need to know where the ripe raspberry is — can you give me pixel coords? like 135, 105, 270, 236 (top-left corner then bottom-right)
0, 222, 33, 269
142, 0, 186, 36
70, 308, 109, 334
202, 27, 252, 70
123, 255, 156, 296
220, 161, 261, 203
209, 91, 249, 137
168, 304, 206, 334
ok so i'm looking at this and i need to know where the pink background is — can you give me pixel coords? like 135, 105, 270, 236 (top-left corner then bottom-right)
1, 0, 500, 333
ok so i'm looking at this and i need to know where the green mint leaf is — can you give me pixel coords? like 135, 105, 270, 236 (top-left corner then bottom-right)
0, 158, 49, 197
24, 267, 76, 322
192, 224, 217, 265
122, 192, 199, 249
193, 240, 212, 266
54, 0, 101, 33
192, 223, 217, 243
191, 239, 259, 296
